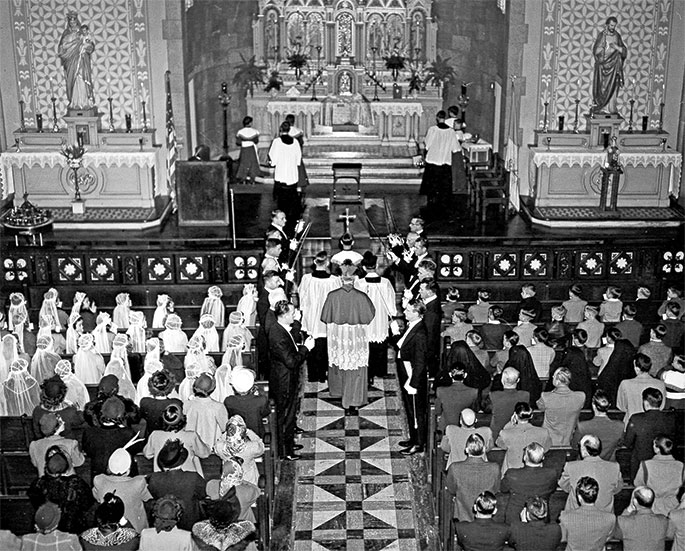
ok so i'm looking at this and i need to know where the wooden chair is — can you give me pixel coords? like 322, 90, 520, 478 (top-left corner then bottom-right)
478, 171, 510, 224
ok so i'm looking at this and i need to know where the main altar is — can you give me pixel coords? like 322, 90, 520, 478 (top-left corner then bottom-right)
246, 0, 442, 144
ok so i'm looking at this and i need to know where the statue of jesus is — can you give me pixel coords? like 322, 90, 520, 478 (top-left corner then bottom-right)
592, 16, 627, 115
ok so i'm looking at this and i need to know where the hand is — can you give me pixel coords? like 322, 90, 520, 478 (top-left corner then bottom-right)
304, 336, 315, 350
402, 251, 413, 263
285, 270, 295, 282
289, 240, 298, 250
404, 381, 417, 395
388, 251, 400, 264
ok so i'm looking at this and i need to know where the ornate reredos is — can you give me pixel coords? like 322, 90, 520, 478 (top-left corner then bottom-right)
254, 0, 436, 65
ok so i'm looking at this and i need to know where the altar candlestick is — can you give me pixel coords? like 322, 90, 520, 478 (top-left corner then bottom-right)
107, 98, 115, 133
542, 101, 549, 132
49, 78, 54, 98
106, 78, 112, 99
641, 116, 648, 133
573, 99, 580, 133
51, 97, 59, 132
627, 99, 635, 133
658, 102, 664, 132
558, 115, 564, 132
19, 99, 26, 132
36, 114, 43, 132
141, 100, 149, 132
125, 113, 132, 133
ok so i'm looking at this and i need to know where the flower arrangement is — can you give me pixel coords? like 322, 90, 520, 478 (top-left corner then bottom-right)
384, 53, 406, 82
407, 70, 425, 93
287, 52, 309, 71
61, 143, 86, 168
265, 70, 284, 92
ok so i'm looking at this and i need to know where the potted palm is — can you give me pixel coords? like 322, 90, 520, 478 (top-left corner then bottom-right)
287, 52, 309, 84
233, 54, 266, 97
384, 52, 406, 82
425, 55, 457, 99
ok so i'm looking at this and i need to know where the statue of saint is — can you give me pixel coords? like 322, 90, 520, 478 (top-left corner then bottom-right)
58, 11, 96, 111
592, 16, 627, 115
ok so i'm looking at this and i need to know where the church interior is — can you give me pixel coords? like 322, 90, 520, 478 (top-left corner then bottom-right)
0, 0, 684, 549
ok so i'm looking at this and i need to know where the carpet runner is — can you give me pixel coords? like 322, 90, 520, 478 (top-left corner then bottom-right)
291, 372, 420, 551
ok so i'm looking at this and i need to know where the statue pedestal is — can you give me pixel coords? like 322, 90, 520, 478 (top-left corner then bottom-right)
64, 113, 102, 148
586, 113, 623, 149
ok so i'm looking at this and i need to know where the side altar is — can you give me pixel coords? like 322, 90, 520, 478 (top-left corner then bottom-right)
528, 116, 682, 209
1, 125, 163, 211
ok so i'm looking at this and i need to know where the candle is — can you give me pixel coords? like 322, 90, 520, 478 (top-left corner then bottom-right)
140, 82, 146, 101
106, 78, 112, 98
49, 78, 54, 98
18, 81, 23, 102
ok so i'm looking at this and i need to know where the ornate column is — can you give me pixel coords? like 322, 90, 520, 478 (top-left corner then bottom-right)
326, 21, 335, 64
278, 15, 286, 61
253, 15, 264, 62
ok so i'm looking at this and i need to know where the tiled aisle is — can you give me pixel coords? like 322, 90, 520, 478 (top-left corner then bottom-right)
292, 374, 419, 551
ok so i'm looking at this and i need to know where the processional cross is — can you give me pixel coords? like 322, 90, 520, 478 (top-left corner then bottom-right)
337, 207, 356, 234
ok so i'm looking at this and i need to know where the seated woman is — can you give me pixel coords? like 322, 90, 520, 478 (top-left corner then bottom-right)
139, 494, 194, 550
192, 497, 257, 551
80, 492, 140, 550
215, 415, 264, 487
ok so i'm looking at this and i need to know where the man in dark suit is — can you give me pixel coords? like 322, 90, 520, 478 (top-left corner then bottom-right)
256, 271, 284, 378
623, 387, 676, 478
509, 496, 562, 551
392, 299, 428, 455
266, 209, 301, 264
480, 306, 512, 352
500, 441, 559, 524
454, 491, 510, 551
419, 278, 442, 377
571, 389, 625, 460
268, 300, 314, 460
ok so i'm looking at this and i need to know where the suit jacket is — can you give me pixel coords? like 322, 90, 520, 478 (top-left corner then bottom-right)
500, 465, 558, 523
436, 382, 478, 430
559, 456, 623, 512
560, 505, 615, 551
480, 323, 511, 351
509, 520, 562, 551
615, 510, 669, 551
496, 423, 552, 473
423, 297, 443, 376
147, 470, 207, 531
624, 409, 677, 478
446, 457, 501, 521
537, 386, 585, 446
454, 518, 510, 551
267, 223, 292, 265
224, 392, 270, 438
268, 321, 307, 399
396, 321, 428, 389
571, 416, 624, 461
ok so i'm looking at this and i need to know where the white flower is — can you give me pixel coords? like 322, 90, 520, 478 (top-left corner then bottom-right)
530, 258, 542, 271
153, 263, 167, 276
498, 259, 511, 271
615, 257, 628, 269
64, 264, 76, 276
95, 263, 109, 276
585, 257, 597, 270
185, 263, 198, 275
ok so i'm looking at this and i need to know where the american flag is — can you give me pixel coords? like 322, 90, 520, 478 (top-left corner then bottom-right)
165, 70, 178, 210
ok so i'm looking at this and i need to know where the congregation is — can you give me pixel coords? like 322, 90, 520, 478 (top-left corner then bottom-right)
0, 209, 684, 551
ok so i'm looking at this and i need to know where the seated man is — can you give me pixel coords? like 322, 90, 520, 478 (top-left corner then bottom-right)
445, 434, 501, 522
559, 476, 616, 551
559, 434, 623, 513
496, 401, 552, 474
454, 491, 510, 551
500, 442, 558, 524
571, 389, 624, 461
616, 353, 666, 426
488, 367, 529, 440
441, 408, 493, 467
509, 496, 562, 551
615, 486, 670, 551
536, 367, 585, 446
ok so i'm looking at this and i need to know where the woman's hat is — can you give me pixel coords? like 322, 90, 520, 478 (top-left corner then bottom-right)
149, 369, 175, 396
41, 375, 67, 401
35, 502, 61, 532
108, 448, 132, 475
157, 439, 188, 470
98, 374, 119, 396
162, 404, 185, 430
165, 314, 182, 330
193, 373, 216, 397
100, 396, 126, 422
231, 368, 255, 394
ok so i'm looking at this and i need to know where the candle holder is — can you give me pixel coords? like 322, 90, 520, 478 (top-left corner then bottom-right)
219, 82, 231, 155
36, 114, 43, 133
458, 86, 470, 124
658, 102, 664, 132
572, 99, 580, 133
558, 116, 564, 132
19, 100, 27, 133
641, 115, 649, 133
370, 46, 380, 101
125, 114, 132, 133
542, 102, 549, 132
627, 99, 635, 133
546, 136, 551, 151
51, 97, 59, 132
107, 97, 115, 133
141, 100, 149, 132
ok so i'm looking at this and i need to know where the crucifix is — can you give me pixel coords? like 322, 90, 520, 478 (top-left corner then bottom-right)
337, 207, 356, 234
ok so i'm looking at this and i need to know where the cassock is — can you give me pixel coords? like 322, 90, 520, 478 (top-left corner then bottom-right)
355, 273, 397, 379
320, 282, 375, 408
268, 135, 302, 227
299, 271, 341, 383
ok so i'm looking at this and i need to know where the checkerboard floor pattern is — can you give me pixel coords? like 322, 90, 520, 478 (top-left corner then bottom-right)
291, 375, 419, 551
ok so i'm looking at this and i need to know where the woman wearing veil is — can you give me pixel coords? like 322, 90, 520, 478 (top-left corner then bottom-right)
159, 313, 188, 353
501, 345, 542, 405
126, 311, 147, 354
92, 312, 116, 354
0, 334, 29, 384
54, 359, 89, 411
104, 358, 137, 403
222, 311, 253, 353
73, 333, 105, 385
152, 294, 172, 329
30, 336, 62, 384
3, 358, 41, 416
442, 340, 492, 391
192, 314, 221, 353
596, 338, 636, 404
65, 313, 83, 355
8, 292, 30, 332
201, 286, 225, 327
39, 288, 63, 333
113, 293, 132, 329
136, 358, 164, 405
184, 335, 212, 373
110, 333, 133, 382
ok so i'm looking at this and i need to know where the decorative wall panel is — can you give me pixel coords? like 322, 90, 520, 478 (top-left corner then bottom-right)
538, 0, 672, 131
12, 0, 152, 130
